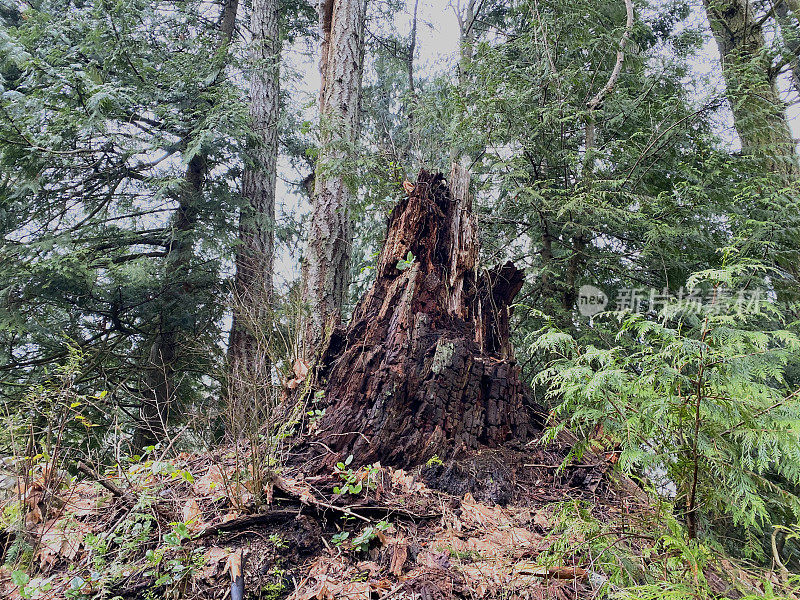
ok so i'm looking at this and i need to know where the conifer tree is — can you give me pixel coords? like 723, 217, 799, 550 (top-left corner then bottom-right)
305, 0, 368, 350
227, 0, 281, 423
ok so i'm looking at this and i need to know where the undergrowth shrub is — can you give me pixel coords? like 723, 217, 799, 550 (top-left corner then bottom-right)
541, 498, 800, 599
535, 262, 800, 561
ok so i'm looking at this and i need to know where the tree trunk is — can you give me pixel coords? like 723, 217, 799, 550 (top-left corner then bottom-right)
703, 0, 799, 176
308, 166, 544, 468
227, 0, 280, 427
774, 0, 800, 97
403, 0, 420, 167
135, 154, 206, 449
703, 0, 800, 293
134, 0, 239, 449
455, 0, 478, 90
305, 0, 368, 350
450, 0, 479, 164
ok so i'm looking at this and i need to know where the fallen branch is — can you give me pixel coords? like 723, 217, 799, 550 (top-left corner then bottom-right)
346, 504, 442, 522
523, 463, 601, 469
77, 462, 133, 502
515, 563, 589, 580
273, 476, 441, 522
270, 476, 371, 523
193, 498, 440, 544
193, 510, 299, 540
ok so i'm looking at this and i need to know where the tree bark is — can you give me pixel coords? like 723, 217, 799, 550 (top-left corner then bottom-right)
449, 0, 480, 164
773, 0, 800, 97
703, 0, 799, 177
227, 0, 280, 426
454, 0, 478, 90
308, 166, 543, 468
305, 0, 368, 351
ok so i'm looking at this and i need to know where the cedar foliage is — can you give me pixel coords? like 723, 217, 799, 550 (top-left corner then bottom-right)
537, 262, 800, 558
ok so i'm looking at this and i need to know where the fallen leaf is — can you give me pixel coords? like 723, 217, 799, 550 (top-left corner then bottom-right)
388, 469, 426, 495
293, 359, 309, 380
355, 561, 381, 577
375, 528, 389, 545
182, 498, 203, 531
194, 465, 225, 498
36, 520, 89, 571
285, 359, 310, 390
262, 480, 274, 504
222, 510, 240, 523
64, 484, 109, 517
532, 510, 550, 529
417, 550, 451, 570
198, 547, 230, 580
225, 549, 243, 580
274, 475, 315, 505
460, 493, 508, 528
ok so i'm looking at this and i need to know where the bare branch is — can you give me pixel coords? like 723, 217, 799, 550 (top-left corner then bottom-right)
586, 0, 635, 114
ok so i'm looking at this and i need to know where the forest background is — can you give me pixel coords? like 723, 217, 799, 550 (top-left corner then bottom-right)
3, 0, 800, 581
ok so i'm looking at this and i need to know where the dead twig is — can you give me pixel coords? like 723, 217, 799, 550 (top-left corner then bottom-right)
523, 463, 601, 468
77, 461, 132, 501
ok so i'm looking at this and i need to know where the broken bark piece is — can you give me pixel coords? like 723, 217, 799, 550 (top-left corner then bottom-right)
389, 541, 408, 576
310, 166, 545, 468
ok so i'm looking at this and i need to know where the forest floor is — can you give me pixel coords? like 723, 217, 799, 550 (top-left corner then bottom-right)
0, 434, 789, 600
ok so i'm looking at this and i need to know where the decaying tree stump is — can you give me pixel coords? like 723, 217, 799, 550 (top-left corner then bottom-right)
310, 166, 544, 467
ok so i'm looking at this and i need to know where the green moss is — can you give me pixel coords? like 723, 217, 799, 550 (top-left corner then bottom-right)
260, 579, 286, 600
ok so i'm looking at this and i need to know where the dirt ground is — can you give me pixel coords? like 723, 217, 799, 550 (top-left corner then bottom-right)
1, 434, 785, 600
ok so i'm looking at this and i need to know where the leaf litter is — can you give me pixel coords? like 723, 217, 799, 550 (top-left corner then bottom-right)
0, 443, 791, 599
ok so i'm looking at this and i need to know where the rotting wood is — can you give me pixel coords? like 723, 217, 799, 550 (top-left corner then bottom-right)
194, 510, 300, 540
193, 500, 440, 542
308, 166, 545, 468
272, 476, 442, 521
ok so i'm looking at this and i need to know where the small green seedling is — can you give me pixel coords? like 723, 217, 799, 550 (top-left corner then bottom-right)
426, 455, 443, 467
331, 531, 350, 546
396, 251, 415, 271
269, 533, 287, 549
333, 456, 380, 496
351, 521, 391, 553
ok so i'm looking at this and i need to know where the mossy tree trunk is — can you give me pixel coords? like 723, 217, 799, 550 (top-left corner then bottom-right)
704, 0, 799, 177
